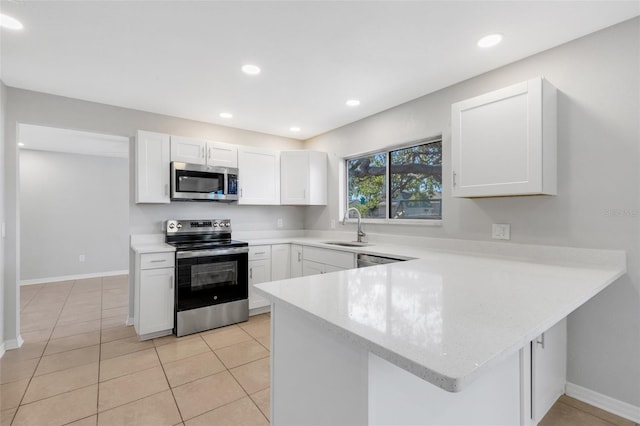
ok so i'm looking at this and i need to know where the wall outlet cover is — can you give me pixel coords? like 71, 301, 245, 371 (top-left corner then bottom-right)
492, 224, 511, 240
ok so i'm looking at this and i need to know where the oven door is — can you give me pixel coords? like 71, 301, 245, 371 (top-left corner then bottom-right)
175, 247, 248, 312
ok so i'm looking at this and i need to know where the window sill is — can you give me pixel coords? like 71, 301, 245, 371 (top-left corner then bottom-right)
342, 218, 443, 227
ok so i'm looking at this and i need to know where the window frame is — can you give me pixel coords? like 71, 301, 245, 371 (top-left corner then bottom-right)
342, 135, 443, 226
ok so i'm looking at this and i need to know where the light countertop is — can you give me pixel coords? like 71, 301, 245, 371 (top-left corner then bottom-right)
254, 240, 625, 392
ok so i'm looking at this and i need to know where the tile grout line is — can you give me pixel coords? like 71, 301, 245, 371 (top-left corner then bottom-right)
156, 343, 186, 424
10, 280, 78, 425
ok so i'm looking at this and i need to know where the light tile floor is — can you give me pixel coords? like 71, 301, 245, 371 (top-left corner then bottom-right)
1, 276, 636, 426
1, 276, 269, 425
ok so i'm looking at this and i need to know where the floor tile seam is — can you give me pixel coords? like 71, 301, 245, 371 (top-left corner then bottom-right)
178, 391, 248, 423
15, 382, 98, 411
21, 368, 100, 406
220, 353, 271, 371
159, 346, 221, 368
201, 336, 255, 352
225, 361, 269, 398
44, 336, 101, 358
557, 400, 619, 426
100, 344, 156, 362
98, 363, 161, 384
156, 346, 186, 424
97, 382, 171, 414
247, 391, 271, 423
50, 323, 104, 341
28, 360, 100, 383
3, 407, 18, 425
60, 413, 96, 426
250, 333, 270, 351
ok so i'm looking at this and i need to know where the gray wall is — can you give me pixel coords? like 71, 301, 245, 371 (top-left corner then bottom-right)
19, 150, 129, 281
2, 89, 304, 345
306, 18, 640, 406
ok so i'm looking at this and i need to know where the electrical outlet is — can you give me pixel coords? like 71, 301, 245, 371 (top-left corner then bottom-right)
79, 254, 86, 262
330, 219, 336, 229
277, 218, 283, 228
491, 224, 511, 240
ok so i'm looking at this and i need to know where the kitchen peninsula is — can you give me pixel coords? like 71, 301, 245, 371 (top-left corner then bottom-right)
255, 242, 625, 425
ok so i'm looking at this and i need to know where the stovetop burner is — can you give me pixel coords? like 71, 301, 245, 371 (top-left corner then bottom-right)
165, 219, 247, 250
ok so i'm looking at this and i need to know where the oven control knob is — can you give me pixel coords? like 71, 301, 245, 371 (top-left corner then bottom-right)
213, 222, 219, 227
176, 223, 183, 229
168, 223, 175, 229
225, 223, 230, 228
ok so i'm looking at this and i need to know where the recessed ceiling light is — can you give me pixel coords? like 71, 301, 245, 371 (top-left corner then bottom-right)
219, 112, 233, 119
289, 126, 301, 132
241, 64, 261, 75
346, 99, 360, 107
0, 14, 24, 30
477, 33, 503, 48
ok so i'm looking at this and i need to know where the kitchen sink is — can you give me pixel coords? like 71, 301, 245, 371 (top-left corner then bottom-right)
322, 241, 373, 247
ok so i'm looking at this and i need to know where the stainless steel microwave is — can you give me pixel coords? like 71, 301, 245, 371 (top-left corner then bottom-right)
171, 162, 239, 201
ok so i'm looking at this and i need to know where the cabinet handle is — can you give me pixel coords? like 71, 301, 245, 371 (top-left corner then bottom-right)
255, 251, 266, 255
250, 267, 253, 279
297, 252, 302, 262
169, 274, 174, 290
536, 333, 545, 349
208, 147, 212, 160
452, 171, 457, 188
150, 259, 166, 263
240, 188, 243, 198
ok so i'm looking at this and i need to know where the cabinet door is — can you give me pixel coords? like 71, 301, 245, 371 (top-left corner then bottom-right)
281, 151, 327, 205
302, 260, 325, 277
290, 244, 303, 278
208, 141, 238, 168
135, 130, 171, 203
532, 318, 567, 422
271, 244, 291, 281
249, 259, 272, 310
139, 268, 174, 335
170, 135, 206, 165
451, 77, 556, 197
281, 151, 309, 204
238, 147, 281, 205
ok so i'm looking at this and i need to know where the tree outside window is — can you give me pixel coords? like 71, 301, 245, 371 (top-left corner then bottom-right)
346, 138, 442, 221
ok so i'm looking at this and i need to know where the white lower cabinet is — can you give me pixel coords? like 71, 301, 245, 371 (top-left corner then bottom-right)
302, 246, 356, 276
271, 244, 291, 281
249, 245, 272, 312
134, 251, 175, 339
530, 318, 567, 424
290, 244, 303, 278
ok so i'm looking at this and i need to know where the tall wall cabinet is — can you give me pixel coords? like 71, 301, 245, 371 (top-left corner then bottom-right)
135, 130, 171, 203
281, 151, 327, 205
451, 77, 557, 198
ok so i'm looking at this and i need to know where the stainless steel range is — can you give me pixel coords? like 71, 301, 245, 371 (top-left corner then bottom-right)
165, 219, 249, 337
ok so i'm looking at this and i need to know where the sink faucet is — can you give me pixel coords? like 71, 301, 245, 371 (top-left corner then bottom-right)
342, 207, 366, 243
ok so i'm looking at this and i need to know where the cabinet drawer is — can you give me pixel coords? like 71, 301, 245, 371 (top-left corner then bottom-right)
303, 246, 355, 269
140, 252, 175, 270
249, 245, 272, 261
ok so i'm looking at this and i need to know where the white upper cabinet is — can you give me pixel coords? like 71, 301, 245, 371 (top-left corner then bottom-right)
135, 130, 171, 204
238, 147, 281, 205
451, 77, 557, 197
170, 135, 207, 165
208, 141, 238, 168
281, 151, 327, 205
171, 136, 238, 168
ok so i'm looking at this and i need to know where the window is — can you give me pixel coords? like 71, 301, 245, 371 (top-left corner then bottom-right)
346, 137, 442, 221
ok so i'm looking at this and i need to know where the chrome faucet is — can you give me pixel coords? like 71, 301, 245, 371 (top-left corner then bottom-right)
342, 207, 366, 243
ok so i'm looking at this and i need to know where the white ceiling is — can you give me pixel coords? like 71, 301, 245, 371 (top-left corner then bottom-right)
1, 1, 638, 140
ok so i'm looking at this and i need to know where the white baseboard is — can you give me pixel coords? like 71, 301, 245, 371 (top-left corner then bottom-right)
0, 342, 5, 358
126, 316, 134, 326
565, 382, 640, 423
4, 335, 25, 350
21, 270, 129, 286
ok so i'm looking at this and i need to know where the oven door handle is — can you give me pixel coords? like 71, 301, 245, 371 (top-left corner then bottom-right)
176, 246, 250, 259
